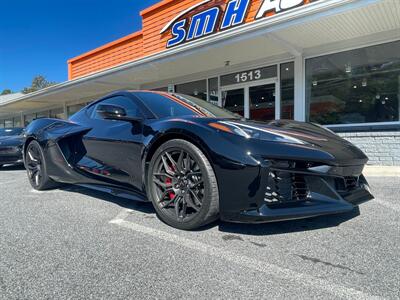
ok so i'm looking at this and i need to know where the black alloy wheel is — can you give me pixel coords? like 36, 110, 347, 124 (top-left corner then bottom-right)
25, 140, 58, 190
148, 139, 219, 230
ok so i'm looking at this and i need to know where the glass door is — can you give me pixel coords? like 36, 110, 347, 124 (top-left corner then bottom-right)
221, 79, 278, 120
221, 88, 245, 117
249, 83, 276, 121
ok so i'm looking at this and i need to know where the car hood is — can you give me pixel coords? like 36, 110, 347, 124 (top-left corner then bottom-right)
210, 118, 368, 166
212, 120, 344, 146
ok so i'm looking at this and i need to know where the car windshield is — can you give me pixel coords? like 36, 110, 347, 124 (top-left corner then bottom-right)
135, 91, 241, 119
173, 93, 241, 119
0, 128, 24, 137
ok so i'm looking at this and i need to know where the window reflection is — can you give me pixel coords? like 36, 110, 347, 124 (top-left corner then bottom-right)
24, 114, 36, 126
175, 80, 207, 100
208, 77, 219, 105
222, 88, 245, 117
67, 103, 86, 118
50, 108, 64, 119
250, 84, 276, 121
306, 41, 400, 125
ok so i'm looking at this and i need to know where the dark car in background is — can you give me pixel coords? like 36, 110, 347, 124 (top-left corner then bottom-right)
0, 127, 25, 168
23, 91, 373, 230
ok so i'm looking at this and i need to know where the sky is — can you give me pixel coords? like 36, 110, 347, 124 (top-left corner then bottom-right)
0, 0, 160, 92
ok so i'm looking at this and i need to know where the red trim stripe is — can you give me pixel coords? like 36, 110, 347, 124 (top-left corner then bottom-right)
154, 91, 207, 116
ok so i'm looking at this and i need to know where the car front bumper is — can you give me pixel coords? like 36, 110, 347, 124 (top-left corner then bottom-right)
217, 159, 374, 224
221, 176, 373, 223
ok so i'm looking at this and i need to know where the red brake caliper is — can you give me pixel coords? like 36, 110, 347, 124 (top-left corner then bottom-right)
166, 177, 175, 200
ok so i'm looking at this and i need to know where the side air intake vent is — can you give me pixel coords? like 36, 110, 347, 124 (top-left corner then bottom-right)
264, 171, 309, 207
335, 176, 360, 193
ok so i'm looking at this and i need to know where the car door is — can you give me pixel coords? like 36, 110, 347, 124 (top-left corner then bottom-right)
81, 95, 145, 190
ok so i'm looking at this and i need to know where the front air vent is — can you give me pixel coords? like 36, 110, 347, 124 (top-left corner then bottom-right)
292, 174, 308, 201
335, 176, 360, 193
264, 171, 309, 207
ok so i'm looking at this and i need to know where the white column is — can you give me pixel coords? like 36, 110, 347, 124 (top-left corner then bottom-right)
275, 78, 281, 120
63, 102, 68, 120
244, 87, 250, 119
294, 55, 306, 122
398, 75, 400, 121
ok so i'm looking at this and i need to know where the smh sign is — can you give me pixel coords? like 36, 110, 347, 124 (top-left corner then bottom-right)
160, 0, 313, 48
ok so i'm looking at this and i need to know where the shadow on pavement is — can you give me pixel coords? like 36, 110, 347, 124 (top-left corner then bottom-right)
59, 184, 361, 236
60, 184, 155, 215
0, 164, 25, 171
218, 208, 360, 236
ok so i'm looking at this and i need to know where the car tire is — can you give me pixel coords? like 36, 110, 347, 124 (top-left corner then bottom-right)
25, 140, 59, 190
147, 139, 219, 230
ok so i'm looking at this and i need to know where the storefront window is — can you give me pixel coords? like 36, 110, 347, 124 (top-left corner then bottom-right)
208, 77, 219, 105
280, 62, 294, 120
306, 41, 400, 125
14, 118, 21, 127
175, 80, 207, 100
250, 84, 276, 121
152, 87, 168, 92
67, 103, 86, 117
24, 114, 36, 126
4, 119, 13, 128
36, 111, 49, 119
222, 88, 245, 117
50, 108, 64, 119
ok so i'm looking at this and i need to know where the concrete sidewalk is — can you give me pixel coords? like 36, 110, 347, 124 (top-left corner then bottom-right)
364, 166, 400, 177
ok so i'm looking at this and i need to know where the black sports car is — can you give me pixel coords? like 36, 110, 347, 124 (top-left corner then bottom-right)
23, 91, 373, 230
0, 127, 24, 168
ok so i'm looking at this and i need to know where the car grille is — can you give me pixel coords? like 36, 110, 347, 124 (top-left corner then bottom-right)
292, 174, 309, 201
264, 171, 309, 206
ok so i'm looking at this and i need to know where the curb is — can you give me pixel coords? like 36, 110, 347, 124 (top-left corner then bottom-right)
364, 166, 400, 177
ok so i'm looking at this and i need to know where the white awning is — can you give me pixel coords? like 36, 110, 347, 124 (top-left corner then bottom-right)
1, 0, 398, 118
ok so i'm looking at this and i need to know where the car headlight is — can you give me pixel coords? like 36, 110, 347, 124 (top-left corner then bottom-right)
208, 121, 305, 144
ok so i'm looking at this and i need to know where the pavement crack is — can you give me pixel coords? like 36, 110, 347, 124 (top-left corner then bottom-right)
295, 254, 365, 275
222, 234, 244, 242
0, 275, 7, 292
250, 241, 267, 248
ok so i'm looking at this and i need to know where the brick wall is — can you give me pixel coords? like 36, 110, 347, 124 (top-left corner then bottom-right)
338, 132, 400, 166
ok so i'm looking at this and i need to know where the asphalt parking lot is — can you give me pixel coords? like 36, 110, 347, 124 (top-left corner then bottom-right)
0, 166, 399, 300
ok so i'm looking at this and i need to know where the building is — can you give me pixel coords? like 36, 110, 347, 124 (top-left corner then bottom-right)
0, 93, 24, 127
0, 0, 399, 165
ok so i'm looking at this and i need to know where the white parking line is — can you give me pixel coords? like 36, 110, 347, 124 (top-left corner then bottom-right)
0, 180, 19, 185
110, 209, 381, 300
30, 189, 66, 194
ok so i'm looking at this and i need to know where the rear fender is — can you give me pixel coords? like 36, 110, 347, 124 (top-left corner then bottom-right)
24, 118, 92, 183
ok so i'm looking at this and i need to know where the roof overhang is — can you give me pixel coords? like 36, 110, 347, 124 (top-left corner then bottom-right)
1, 0, 398, 118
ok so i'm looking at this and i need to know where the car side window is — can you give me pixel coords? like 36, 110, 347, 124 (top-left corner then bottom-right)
91, 96, 142, 120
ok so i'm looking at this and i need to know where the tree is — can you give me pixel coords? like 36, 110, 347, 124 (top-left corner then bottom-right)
1, 89, 12, 95
22, 75, 57, 94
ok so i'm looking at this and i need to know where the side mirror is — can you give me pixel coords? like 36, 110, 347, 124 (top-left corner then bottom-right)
96, 104, 143, 124
96, 104, 127, 119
